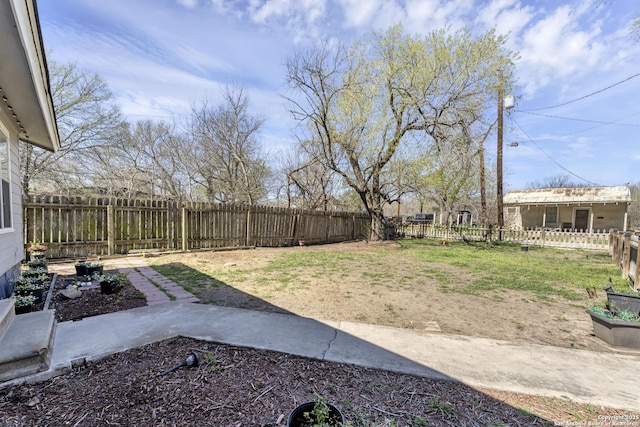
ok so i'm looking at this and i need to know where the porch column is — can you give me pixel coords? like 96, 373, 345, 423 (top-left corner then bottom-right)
589, 211, 594, 233
624, 211, 628, 232
542, 209, 546, 228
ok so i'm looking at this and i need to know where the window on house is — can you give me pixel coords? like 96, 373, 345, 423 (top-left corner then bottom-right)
0, 130, 11, 229
545, 206, 558, 224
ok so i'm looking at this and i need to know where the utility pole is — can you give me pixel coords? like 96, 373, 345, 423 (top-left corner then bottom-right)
497, 77, 514, 241
479, 137, 487, 238
497, 79, 505, 240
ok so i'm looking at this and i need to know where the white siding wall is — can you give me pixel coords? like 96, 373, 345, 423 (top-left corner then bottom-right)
0, 109, 23, 298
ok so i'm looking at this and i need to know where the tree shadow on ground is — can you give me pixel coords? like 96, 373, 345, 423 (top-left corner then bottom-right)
144, 261, 555, 425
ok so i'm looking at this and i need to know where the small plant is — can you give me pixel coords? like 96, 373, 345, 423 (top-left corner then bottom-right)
299, 396, 344, 427
14, 276, 37, 287
21, 267, 48, 277
96, 273, 126, 294
86, 262, 103, 268
425, 395, 457, 418
75, 260, 103, 269
11, 294, 36, 307
617, 310, 640, 322
27, 258, 47, 269
202, 352, 222, 372
14, 281, 45, 292
588, 304, 640, 323
587, 305, 613, 319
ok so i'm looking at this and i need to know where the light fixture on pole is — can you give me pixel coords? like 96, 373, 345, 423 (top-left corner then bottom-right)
497, 86, 514, 239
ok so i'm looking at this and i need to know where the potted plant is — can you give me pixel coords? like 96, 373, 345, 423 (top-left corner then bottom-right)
287, 396, 344, 427
96, 273, 123, 295
587, 305, 640, 348
75, 260, 89, 276
30, 273, 50, 286
27, 258, 48, 271
14, 276, 36, 288
11, 294, 37, 314
87, 262, 104, 277
21, 266, 48, 277
26, 242, 48, 260
13, 281, 45, 305
604, 285, 640, 316
75, 261, 104, 277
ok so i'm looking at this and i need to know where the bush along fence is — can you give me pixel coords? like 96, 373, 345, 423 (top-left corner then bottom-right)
23, 195, 370, 258
610, 230, 640, 284
395, 223, 612, 250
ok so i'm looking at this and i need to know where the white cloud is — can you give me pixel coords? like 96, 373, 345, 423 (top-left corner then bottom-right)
518, 4, 605, 95
337, 0, 473, 34
338, 0, 382, 28
476, 0, 534, 44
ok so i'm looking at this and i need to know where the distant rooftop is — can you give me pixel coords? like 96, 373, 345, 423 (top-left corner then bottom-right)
504, 186, 631, 205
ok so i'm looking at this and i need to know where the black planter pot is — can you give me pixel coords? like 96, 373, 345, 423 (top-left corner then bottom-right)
606, 291, 640, 316
14, 287, 43, 304
31, 288, 44, 305
100, 280, 119, 295
287, 402, 344, 427
75, 264, 88, 276
15, 304, 33, 315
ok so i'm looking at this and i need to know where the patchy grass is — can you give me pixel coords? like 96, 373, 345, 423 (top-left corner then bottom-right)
400, 239, 623, 299
147, 240, 626, 351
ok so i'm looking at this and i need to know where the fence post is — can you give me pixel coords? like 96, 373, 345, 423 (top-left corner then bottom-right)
107, 205, 115, 256
609, 229, 615, 257
616, 231, 624, 268
622, 231, 632, 280
181, 207, 188, 251
635, 232, 640, 285
246, 208, 252, 247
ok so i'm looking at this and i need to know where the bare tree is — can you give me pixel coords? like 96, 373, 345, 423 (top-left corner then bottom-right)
283, 143, 346, 210
285, 25, 515, 240
189, 86, 270, 204
20, 60, 123, 195
86, 120, 191, 200
526, 174, 594, 189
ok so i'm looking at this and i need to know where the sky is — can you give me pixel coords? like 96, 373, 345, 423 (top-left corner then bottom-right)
36, 0, 640, 192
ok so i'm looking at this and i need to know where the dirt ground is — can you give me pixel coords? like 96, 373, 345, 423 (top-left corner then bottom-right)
147, 240, 626, 354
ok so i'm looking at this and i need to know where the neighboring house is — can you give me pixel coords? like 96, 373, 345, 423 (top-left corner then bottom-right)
504, 186, 631, 232
0, 0, 59, 298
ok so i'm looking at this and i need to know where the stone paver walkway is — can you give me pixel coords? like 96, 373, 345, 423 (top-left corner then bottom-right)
109, 258, 200, 305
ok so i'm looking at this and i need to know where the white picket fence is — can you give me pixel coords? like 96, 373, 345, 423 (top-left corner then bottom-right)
396, 224, 612, 251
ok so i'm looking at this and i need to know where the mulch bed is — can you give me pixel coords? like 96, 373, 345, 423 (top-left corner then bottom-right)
2, 266, 638, 425
48, 272, 147, 322
1, 336, 552, 426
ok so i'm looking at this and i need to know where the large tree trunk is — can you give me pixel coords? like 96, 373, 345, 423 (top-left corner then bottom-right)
363, 191, 387, 241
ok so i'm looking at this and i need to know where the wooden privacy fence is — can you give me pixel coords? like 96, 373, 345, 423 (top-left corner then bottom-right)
23, 195, 370, 258
610, 230, 640, 284
397, 224, 612, 251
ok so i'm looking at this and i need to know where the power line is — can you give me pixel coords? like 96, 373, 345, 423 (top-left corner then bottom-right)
512, 117, 598, 186
516, 110, 640, 127
522, 73, 640, 111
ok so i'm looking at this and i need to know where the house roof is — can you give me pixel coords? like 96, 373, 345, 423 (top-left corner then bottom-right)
504, 186, 632, 205
0, 0, 59, 151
